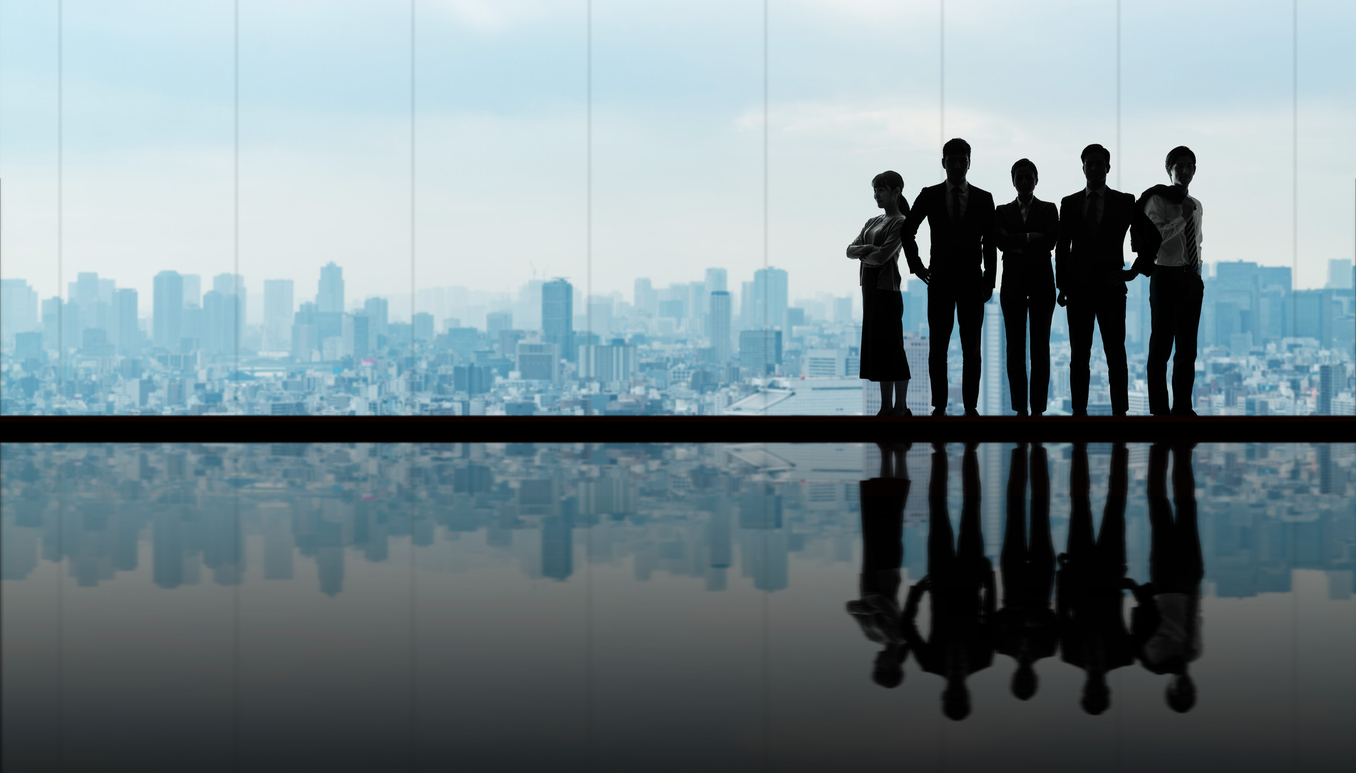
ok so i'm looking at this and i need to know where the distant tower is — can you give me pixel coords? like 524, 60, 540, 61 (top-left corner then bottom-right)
153, 271, 184, 349
317, 262, 345, 313
709, 291, 732, 362
1317, 364, 1336, 415
981, 302, 1007, 415
113, 288, 139, 356
542, 279, 574, 362
752, 267, 789, 330
264, 280, 294, 352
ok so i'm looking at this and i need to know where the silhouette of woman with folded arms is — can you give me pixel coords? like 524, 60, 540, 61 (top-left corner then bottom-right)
847, 171, 912, 415
847, 442, 913, 687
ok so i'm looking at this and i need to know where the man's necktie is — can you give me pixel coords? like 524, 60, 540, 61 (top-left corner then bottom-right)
1183, 203, 1199, 274
1085, 191, 1100, 229
950, 188, 963, 225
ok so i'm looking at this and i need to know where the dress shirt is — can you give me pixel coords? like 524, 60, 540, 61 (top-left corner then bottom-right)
1016, 196, 1033, 224
1144, 190, 1203, 272
1082, 184, 1106, 225
945, 179, 970, 222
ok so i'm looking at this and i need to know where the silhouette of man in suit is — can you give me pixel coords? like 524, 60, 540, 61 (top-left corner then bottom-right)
902, 138, 999, 416
902, 443, 995, 720
1055, 144, 1161, 416
994, 442, 1057, 701
847, 442, 912, 688
1056, 442, 1134, 715
997, 159, 1060, 416
1131, 443, 1203, 713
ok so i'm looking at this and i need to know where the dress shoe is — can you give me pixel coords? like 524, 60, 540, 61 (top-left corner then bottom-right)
1171, 408, 1198, 417
1072, 410, 1088, 417
1014, 410, 1029, 417
931, 408, 946, 417
963, 408, 980, 417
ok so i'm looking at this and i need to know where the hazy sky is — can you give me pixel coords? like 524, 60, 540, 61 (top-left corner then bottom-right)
2, 0, 1353, 312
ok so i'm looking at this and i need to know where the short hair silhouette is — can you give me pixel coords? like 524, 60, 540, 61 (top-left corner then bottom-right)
1010, 158, 1038, 178
1011, 663, 1038, 701
872, 651, 904, 689
872, 170, 908, 214
1165, 145, 1197, 169
1080, 144, 1111, 165
942, 137, 972, 160
1166, 674, 1197, 713
942, 683, 972, 721
1081, 681, 1111, 715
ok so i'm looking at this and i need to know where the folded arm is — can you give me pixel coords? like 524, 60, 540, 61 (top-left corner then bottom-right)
862, 219, 904, 266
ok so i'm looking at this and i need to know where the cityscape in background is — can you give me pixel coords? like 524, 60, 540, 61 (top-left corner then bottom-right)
1, 258, 1353, 417
2, 442, 1352, 600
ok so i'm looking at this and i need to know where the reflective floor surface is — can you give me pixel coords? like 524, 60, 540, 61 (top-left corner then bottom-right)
3, 442, 1354, 772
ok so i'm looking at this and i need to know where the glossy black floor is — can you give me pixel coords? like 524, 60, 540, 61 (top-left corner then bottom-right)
3, 442, 1354, 772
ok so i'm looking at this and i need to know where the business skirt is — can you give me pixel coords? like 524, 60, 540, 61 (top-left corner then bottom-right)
859, 281, 911, 382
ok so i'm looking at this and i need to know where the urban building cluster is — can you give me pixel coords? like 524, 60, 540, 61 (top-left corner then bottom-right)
2, 442, 1351, 602
1, 259, 1353, 416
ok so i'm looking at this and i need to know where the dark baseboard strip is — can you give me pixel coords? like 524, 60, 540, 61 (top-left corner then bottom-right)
2, 416, 1353, 444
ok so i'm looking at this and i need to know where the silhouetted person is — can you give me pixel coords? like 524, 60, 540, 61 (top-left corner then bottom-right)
995, 443, 1057, 701
1055, 144, 1161, 416
848, 171, 913, 415
996, 159, 1059, 416
901, 138, 999, 416
902, 443, 995, 720
1132, 443, 1204, 712
1140, 147, 1204, 416
847, 442, 913, 687
1057, 442, 1134, 715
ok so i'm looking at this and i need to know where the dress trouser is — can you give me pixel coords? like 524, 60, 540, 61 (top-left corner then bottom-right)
1000, 280, 1056, 414
1066, 287, 1128, 415
927, 285, 985, 411
1147, 267, 1204, 415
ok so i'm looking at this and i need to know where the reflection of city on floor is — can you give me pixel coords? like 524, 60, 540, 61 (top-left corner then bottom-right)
2, 443, 1351, 604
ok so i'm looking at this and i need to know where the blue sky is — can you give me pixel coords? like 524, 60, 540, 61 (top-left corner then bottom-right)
2, 0, 1353, 311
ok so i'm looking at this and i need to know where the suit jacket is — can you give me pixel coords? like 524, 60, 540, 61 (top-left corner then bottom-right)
1055, 187, 1159, 297
995, 197, 1059, 291
902, 182, 998, 292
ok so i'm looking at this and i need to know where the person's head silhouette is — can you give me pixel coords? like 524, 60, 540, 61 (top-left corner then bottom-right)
1080, 143, 1110, 189
872, 170, 907, 216
1011, 661, 1038, 701
872, 647, 905, 689
942, 680, 972, 721
1166, 672, 1197, 713
1011, 158, 1038, 200
1166, 145, 1196, 188
1081, 674, 1111, 715
942, 138, 972, 185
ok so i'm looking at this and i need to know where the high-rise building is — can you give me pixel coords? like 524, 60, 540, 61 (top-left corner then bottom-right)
363, 296, 389, 340
112, 289, 139, 356
153, 271, 184, 349
181, 274, 201, 308
981, 302, 1007, 415
542, 279, 574, 362
749, 267, 789, 330
264, 280, 294, 352
580, 341, 636, 383
342, 313, 370, 359
486, 310, 513, 337
1327, 259, 1354, 290
213, 273, 246, 348
739, 329, 782, 375
202, 290, 231, 354
317, 262, 345, 313
1317, 364, 1337, 415
1, 279, 39, 346
634, 278, 657, 317
709, 291, 732, 362
412, 312, 435, 342
517, 342, 560, 382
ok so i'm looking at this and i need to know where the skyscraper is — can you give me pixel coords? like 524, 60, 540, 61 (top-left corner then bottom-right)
1327, 259, 1354, 290
153, 271, 184, 349
709, 290, 732, 362
181, 274, 202, 309
751, 267, 789, 330
634, 278, 657, 317
112, 288, 139, 356
264, 279, 294, 352
542, 279, 574, 362
317, 262, 345, 313
981, 302, 1007, 415
0, 279, 39, 345
1318, 364, 1337, 415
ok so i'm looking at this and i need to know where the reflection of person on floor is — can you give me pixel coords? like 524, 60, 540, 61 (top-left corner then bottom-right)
1132, 443, 1204, 713
1057, 442, 1134, 715
847, 443, 912, 688
995, 443, 1057, 701
902, 443, 995, 720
